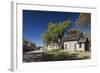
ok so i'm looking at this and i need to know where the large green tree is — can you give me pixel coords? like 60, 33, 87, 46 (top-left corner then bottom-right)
43, 20, 71, 49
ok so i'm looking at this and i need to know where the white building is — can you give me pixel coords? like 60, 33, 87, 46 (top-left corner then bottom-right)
64, 32, 90, 52
46, 42, 59, 50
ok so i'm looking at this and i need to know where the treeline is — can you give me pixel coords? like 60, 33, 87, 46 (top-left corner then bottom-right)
23, 39, 42, 52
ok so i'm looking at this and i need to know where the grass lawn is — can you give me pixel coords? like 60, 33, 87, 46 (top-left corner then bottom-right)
23, 49, 91, 62
42, 50, 91, 61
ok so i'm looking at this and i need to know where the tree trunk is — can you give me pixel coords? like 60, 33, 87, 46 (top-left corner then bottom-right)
59, 35, 64, 50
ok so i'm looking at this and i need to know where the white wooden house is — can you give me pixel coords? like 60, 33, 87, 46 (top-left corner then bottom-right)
64, 32, 90, 51
46, 42, 59, 50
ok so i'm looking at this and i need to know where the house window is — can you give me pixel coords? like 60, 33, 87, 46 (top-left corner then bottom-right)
65, 44, 67, 49
79, 43, 81, 48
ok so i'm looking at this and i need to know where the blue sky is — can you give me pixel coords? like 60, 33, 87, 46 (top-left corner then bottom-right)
23, 10, 90, 47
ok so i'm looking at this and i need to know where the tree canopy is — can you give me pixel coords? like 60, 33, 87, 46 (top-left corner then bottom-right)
42, 20, 72, 49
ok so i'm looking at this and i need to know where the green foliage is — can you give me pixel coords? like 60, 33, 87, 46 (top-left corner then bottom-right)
42, 20, 71, 48
23, 38, 36, 52
42, 32, 51, 45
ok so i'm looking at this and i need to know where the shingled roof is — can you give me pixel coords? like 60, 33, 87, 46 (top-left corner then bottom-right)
64, 31, 85, 42
78, 37, 87, 43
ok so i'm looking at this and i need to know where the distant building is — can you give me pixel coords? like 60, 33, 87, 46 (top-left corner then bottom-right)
43, 42, 59, 50
47, 42, 59, 50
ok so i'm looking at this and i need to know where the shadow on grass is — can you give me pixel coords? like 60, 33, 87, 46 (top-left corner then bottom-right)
23, 50, 90, 62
